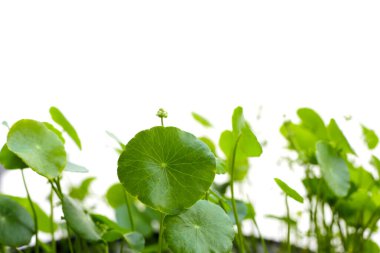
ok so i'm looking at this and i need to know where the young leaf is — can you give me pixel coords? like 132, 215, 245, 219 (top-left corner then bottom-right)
0, 144, 27, 170
64, 161, 88, 173
274, 178, 304, 203
191, 112, 212, 128
362, 125, 379, 150
62, 196, 101, 242
327, 119, 356, 155
7, 119, 67, 179
297, 108, 327, 139
69, 177, 96, 201
117, 126, 216, 215
316, 141, 350, 197
0, 195, 34, 247
49, 106, 82, 150
164, 200, 234, 253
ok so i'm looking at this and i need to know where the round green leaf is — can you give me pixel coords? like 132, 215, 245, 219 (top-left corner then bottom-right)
7, 119, 67, 179
164, 200, 234, 253
316, 141, 350, 197
0, 195, 35, 247
118, 126, 216, 215
62, 196, 101, 242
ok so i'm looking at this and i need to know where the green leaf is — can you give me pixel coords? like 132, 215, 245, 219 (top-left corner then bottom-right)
64, 161, 88, 173
216, 158, 227, 174
4, 195, 57, 233
116, 204, 154, 237
198, 137, 216, 155
43, 122, 65, 144
225, 199, 248, 224
232, 106, 245, 137
349, 165, 375, 190
118, 126, 216, 215
316, 141, 350, 197
297, 108, 327, 139
0, 195, 34, 247
62, 196, 101, 242
219, 130, 234, 158
274, 178, 304, 203
281, 122, 319, 163
370, 155, 380, 179
0, 144, 27, 170
266, 214, 297, 227
362, 125, 379, 150
123, 232, 145, 252
49, 106, 82, 150
164, 200, 234, 253
7, 119, 67, 179
191, 112, 212, 128
363, 240, 380, 253
327, 119, 356, 155
106, 183, 126, 209
69, 177, 96, 201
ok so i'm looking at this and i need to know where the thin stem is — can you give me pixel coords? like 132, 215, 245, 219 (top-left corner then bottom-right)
21, 169, 39, 253
159, 212, 165, 253
161, 118, 164, 127
230, 136, 245, 253
66, 226, 75, 253
104, 243, 109, 253
120, 241, 124, 253
252, 218, 268, 253
123, 190, 135, 230
50, 187, 56, 253
285, 196, 291, 253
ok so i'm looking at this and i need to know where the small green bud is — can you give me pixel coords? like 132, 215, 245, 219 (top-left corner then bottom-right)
156, 108, 168, 119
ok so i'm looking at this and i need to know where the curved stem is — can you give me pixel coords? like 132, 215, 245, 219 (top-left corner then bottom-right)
285, 196, 291, 253
123, 190, 135, 230
50, 187, 56, 253
158, 212, 165, 253
230, 136, 245, 253
21, 169, 39, 253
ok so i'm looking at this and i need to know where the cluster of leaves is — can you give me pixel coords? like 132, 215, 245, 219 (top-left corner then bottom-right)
281, 108, 380, 253
0, 106, 266, 253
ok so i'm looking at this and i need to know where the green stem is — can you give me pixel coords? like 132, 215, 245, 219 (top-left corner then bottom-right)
104, 243, 109, 253
120, 241, 124, 253
252, 218, 268, 253
160, 118, 164, 127
21, 169, 39, 253
337, 218, 347, 252
50, 187, 56, 253
0, 245, 4, 253
159, 212, 165, 253
66, 226, 75, 253
285, 196, 291, 253
230, 136, 245, 253
123, 190, 135, 230
51, 179, 74, 253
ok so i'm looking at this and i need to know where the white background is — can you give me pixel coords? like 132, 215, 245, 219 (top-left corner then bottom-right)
1, 1, 380, 243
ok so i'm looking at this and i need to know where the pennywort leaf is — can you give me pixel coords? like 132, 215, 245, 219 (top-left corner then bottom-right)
7, 119, 66, 179
274, 178, 304, 203
316, 141, 350, 197
164, 200, 234, 253
118, 126, 216, 215
49, 106, 82, 150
